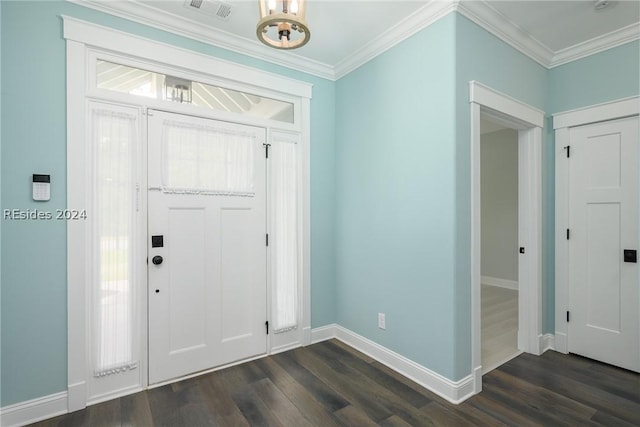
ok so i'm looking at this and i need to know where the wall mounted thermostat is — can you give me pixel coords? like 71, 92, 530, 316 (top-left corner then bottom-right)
32, 174, 51, 201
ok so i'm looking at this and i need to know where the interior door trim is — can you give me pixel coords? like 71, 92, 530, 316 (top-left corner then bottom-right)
469, 81, 545, 395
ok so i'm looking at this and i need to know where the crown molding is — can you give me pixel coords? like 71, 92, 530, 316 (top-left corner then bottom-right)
333, 0, 458, 79
69, 0, 639, 81
455, 0, 639, 70
456, 0, 554, 68
69, 0, 335, 80
550, 22, 640, 68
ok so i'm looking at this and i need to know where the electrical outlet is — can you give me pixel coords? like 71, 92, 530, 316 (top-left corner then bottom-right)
378, 313, 386, 330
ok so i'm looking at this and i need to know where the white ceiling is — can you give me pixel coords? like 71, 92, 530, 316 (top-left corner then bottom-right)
75, 0, 640, 79
486, 0, 639, 52
138, 1, 428, 66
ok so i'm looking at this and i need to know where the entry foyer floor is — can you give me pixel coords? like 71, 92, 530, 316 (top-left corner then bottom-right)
30, 339, 640, 426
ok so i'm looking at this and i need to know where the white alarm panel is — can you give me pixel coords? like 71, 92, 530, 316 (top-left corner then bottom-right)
33, 174, 51, 201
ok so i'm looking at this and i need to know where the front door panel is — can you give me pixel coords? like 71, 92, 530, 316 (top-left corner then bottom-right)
147, 110, 267, 384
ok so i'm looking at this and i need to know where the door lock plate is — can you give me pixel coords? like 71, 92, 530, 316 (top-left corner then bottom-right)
624, 249, 637, 263
152, 235, 164, 248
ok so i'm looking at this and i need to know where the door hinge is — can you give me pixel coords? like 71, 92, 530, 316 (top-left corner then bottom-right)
564, 145, 570, 158
265, 321, 269, 335
266, 233, 269, 246
263, 143, 271, 159
566, 311, 570, 322
566, 228, 570, 240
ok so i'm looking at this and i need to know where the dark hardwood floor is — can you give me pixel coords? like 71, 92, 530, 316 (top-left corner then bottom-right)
31, 339, 640, 426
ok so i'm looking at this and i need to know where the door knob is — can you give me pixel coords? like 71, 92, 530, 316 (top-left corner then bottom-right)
152, 255, 163, 265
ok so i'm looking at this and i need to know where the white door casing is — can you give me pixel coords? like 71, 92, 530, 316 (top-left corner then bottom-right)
470, 81, 545, 394
566, 117, 639, 372
554, 96, 639, 359
66, 16, 312, 410
147, 110, 267, 384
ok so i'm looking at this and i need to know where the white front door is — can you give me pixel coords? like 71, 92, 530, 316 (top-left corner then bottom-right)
568, 115, 639, 372
147, 110, 267, 384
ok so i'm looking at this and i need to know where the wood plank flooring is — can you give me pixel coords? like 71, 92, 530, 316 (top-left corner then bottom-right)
481, 284, 519, 373
30, 339, 640, 426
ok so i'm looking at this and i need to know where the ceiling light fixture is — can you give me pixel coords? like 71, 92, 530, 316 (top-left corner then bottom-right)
256, 0, 310, 49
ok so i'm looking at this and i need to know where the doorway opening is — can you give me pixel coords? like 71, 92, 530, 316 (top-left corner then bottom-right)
469, 81, 545, 394
479, 119, 520, 373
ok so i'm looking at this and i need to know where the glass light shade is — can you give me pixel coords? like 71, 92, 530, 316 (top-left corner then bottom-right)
164, 75, 192, 104
257, 0, 310, 50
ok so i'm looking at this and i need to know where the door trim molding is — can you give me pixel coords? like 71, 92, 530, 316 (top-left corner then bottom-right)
62, 16, 312, 99
553, 96, 639, 130
65, 16, 312, 411
553, 96, 639, 354
469, 81, 544, 394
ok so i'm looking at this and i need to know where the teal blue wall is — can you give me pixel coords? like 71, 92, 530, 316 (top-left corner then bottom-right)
549, 41, 640, 114
335, 15, 459, 380
2, 1, 69, 405
453, 15, 550, 375
0, 0, 336, 406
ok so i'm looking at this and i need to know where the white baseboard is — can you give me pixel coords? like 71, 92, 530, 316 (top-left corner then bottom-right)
538, 333, 555, 354
67, 381, 86, 413
302, 326, 312, 346
310, 323, 338, 344
473, 366, 483, 394
554, 331, 568, 353
0, 391, 68, 427
311, 324, 476, 404
481, 276, 518, 290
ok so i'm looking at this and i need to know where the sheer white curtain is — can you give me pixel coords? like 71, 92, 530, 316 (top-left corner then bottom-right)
271, 136, 298, 332
161, 120, 255, 195
93, 107, 138, 377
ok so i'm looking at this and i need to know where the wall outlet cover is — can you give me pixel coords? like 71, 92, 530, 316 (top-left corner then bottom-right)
378, 313, 386, 330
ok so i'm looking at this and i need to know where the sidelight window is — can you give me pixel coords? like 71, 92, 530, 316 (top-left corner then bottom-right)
91, 106, 139, 377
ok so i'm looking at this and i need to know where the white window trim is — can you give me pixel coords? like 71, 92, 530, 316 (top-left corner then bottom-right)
62, 16, 312, 100
86, 50, 301, 131
65, 15, 312, 411
552, 96, 639, 354
469, 81, 544, 395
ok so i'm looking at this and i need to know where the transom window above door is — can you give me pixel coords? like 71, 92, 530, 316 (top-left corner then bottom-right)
96, 60, 294, 123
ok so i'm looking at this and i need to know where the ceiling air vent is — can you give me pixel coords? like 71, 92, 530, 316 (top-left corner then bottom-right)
184, 0, 232, 21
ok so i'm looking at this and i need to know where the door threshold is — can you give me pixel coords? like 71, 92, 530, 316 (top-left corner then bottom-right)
148, 352, 269, 390
482, 349, 523, 375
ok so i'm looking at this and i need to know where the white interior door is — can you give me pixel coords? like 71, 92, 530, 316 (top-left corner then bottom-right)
568, 115, 639, 372
147, 110, 267, 384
